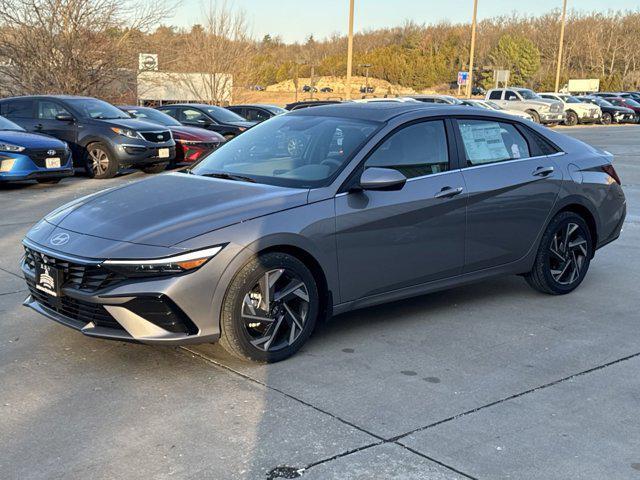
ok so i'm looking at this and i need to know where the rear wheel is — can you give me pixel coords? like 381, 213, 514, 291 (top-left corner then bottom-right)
525, 212, 593, 295
601, 112, 613, 125
219, 252, 319, 363
85, 142, 118, 179
141, 163, 168, 174
564, 110, 578, 126
526, 110, 540, 124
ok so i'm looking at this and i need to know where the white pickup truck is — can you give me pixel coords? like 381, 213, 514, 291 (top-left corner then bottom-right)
539, 93, 601, 126
485, 88, 565, 125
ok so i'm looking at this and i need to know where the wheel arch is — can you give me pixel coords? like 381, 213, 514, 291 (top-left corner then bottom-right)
553, 199, 599, 252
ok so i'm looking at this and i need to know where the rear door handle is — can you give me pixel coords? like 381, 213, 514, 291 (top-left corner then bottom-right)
434, 186, 464, 199
35, 123, 43, 130
533, 166, 554, 177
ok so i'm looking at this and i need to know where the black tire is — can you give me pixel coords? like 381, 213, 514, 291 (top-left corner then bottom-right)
564, 110, 578, 126
84, 142, 119, 179
525, 212, 593, 295
526, 110, 540, 124
219, 252, 319, 363
141, 163, 168, 174
36, 178, 61, 184
601, 112, 613, 125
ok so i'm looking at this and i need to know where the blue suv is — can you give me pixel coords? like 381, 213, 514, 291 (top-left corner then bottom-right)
0, 96, 176, 179
0, 115, 73, 184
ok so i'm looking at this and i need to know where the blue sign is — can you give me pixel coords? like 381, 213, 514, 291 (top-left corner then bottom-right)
457, 71, 469, 85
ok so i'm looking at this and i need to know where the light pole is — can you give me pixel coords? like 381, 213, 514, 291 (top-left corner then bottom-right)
466, 0, 479, 98
554, 0, 568, 93
345, 0, 355, 100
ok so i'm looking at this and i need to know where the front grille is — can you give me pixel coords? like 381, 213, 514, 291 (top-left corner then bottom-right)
140, 131, 171, 143
25, 148, 67, 167
24, 246, 125, 292
26, 278, 122, 330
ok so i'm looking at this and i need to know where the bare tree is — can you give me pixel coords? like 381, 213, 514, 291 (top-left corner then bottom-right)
0, 0, 169, 98
172, 1, 253, 104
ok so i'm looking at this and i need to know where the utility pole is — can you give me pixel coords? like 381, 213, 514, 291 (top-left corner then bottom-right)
345, 0, 355, 100
466, 0, 478, 98
554, 0, 568, 93
310, 65, 315, 100
359, 63, 372, 96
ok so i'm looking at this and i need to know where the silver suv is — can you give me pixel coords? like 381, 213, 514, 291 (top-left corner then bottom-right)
486, 88, 565, 125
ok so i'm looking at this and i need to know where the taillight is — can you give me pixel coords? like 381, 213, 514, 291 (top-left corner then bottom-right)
601, 164, 621, 185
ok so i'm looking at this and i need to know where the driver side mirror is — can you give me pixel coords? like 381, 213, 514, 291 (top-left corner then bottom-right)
198, 118, 213, 127
55, 113, 74, 122
359, 167, 407, 191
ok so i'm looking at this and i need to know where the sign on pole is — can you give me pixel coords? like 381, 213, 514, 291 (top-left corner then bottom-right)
494, 69, 509, 87
138, 53, 158, 71
457, 71, 469, 86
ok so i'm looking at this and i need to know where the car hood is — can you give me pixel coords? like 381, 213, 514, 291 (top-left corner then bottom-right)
609, 106, 635, 114
169, 125, 225, 142
227, 121, 258, 129
0, 130, 66, 148
44, 173, 309, 247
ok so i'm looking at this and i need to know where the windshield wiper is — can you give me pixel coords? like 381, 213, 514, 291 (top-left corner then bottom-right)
197, 171, 256, 183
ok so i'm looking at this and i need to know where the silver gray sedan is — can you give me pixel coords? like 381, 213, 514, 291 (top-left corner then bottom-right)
21, 103, 626, 362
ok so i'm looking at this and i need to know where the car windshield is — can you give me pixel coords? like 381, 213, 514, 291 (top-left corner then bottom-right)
565, 96, 582, 104
518, 89, 539, 100
124, 108, 182, 126
190, 115, 380, 188
265, 105, 287, 115
0, 115, 25, 131
593, 98, 613, 107
624, 98, 640, 107
485, 101, 502, 110
67, 99, 130, 120
205, 106, 246, 123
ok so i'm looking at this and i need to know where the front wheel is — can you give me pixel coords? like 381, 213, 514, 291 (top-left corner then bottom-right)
526, 110, 540, 124
564, 111, 578, 127
85, 142, 119, 179
525, 212, 593, 295
601, 112, 613, 125
219, 252, 319, 363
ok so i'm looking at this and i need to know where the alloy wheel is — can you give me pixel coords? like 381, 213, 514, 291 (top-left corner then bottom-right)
241, 268, 310, 352
548, 222, 588, 286
89, 148, 110, 176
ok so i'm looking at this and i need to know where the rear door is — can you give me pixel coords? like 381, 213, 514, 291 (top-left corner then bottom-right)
335, 119, 467, 302
453, 117, 563, 272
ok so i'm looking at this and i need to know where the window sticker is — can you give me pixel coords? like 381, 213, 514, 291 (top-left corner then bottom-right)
459, 122, 509, 164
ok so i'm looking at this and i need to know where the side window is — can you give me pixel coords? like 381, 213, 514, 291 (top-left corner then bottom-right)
505, 90, 518, 101
246, 108, 270, 122
365, 120, 449, 178
37, 101, 71, 120
457, 119, 531, 166
3, 99, 33, 119
181, 108, 208, 123
488, 90, 502, 100
158, 107, 177, 119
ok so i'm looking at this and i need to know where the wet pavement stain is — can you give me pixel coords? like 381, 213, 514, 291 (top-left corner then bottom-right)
342, 348, 355, 353
631, 463, 640, 471
423, 376, 441, 383
401, 370, 417, 376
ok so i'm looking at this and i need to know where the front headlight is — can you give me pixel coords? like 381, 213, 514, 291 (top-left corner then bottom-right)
102, 245, 224, 277
0, 142, 25, 152
110, 127, 142, 139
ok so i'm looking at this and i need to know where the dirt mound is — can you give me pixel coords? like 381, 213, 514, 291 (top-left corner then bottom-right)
266, 76, 416, 95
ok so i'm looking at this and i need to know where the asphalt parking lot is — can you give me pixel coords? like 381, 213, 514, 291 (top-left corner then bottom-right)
1, 125, 639, 480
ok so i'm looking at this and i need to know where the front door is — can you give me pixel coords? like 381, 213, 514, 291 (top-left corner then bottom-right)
34, 100, 78, 146
453, 118, 562, 272
335, 119, 467, 302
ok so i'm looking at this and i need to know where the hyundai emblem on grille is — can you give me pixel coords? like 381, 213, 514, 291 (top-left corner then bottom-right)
50, 233, 70, 246
47, 149, 56, 155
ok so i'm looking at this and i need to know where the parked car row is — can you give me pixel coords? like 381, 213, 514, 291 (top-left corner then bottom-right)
2, 88, 638, 184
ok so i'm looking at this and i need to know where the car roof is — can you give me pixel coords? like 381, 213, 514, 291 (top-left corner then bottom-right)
160, 104, 223, 109
289, 102, 494, 122
0, 94, 95, 101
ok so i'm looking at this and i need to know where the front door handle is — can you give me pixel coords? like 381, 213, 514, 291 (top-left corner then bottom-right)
34, 123, 43, 130
533, 166, 554, 177
434, 186, 464, 199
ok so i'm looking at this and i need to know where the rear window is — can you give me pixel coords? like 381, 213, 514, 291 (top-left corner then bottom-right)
1, 99, 33, 119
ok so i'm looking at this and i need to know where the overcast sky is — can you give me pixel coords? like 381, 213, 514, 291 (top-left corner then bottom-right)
168, 0, 639, 43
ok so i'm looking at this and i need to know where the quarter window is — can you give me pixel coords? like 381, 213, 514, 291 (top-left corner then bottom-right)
365, 120, 449, 178
457, 119, 530, 166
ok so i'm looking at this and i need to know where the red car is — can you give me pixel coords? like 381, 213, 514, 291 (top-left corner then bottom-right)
608, 97, 640, 123
119, 106, 225, 165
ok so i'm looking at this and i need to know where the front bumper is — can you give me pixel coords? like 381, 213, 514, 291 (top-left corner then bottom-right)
540, 112, 566, 124
0, 152, 74, 182
613, 113, 636, 124
20, 239, 232, 345
109, 140, 177, 167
